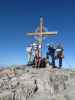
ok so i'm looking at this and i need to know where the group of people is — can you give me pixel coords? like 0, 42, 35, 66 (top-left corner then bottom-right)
26, 42, 64, 68
46, 44, 64, 68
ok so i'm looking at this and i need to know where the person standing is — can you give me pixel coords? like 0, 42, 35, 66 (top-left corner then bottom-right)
46, 44, 56, 68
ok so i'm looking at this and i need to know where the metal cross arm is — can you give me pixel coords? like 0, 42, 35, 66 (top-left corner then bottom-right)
27, 32, 58, 36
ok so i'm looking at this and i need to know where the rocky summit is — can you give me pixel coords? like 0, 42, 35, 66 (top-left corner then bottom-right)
0, 66, 75, 100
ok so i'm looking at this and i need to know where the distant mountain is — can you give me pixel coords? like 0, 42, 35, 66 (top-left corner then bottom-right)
0, 64, 8, 69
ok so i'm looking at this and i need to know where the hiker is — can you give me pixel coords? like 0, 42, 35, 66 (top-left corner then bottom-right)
46, 44, 56, 68
34, 44, 41, 68
58, 48, 64, 68
56, 45, 64, 68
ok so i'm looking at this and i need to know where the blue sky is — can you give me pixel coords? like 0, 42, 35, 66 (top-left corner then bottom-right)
0, 0, 75, 68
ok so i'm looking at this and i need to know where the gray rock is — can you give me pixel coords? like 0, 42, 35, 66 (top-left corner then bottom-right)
0, 67, 75, 100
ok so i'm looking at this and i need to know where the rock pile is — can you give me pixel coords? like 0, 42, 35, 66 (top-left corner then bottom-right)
0, 67, 75, 100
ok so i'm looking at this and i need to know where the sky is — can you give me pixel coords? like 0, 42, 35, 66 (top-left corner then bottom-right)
0, 0, 75, 68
